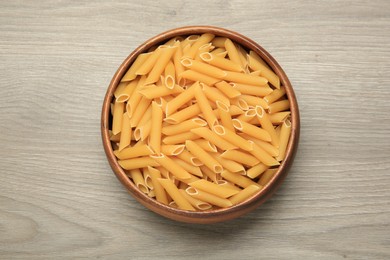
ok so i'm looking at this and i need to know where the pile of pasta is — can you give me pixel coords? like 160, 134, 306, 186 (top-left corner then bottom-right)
110, 33, 291, 211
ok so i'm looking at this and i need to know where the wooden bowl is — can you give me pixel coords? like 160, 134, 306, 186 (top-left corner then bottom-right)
101, 26, 300, 224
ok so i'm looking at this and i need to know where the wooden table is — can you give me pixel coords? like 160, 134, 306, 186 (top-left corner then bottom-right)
1, 1, 389, 259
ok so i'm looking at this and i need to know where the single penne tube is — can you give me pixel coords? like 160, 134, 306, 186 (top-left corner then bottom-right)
164, 61, 176, 89
118, 113, 132, 151
246, 163, 269, 179
211, 47, 227, 56
114, 144, 153, 160
158, 178, 195, 211
189, 179, 239, 198
135, 48, 162, 76
134, 121, 152, 141
224, 38, 242, 67
249, 50, 271, 69
268, 100, 290, 114
185, 140, 223, 174
177, 149, 203, 167
275, 124, 282, 138
231, 82, 273, 97
255, 106, 279, 147
116, 79, 139, 103
276, 118, 292, 161
149, 102, 163, 154
186, 187, 233, 208
200, 52, 243, 72
264, 86, 286, 104
211, 37, 227, 48
258, 168, 278, 186
160, 145, 185, 156
179, 70, 220, 86
239, 94, 268, 109
184, 33, 215, 59
202, 83, 230, 106
121, 52, 152, 82
216, 101, 235, 132
130, 97, 151, 127
119, 157, 159, 170
232, 119, 271, 142
138, 84, 184, 99
172, 158, 203, 177
165, 82, 197, 115
229, 185, 262, 205
199, 165, 219, 183
181, 58, 226, 78
247, 54, 280, 89
223, 71, 268, 86
162, 117, 207, 135
114, 82, 128, 100
128, 169, 149, 194
193, 139, 217, 153
239, 133, 279, 157
126, 75, 146, 117
148, 166, 168, 205
248, 141, 280, 166
269, 112, 291, 125
191, 127, 237, 150
215, 81, 241, 98
178, 189, 212, 210
112, 101, 125, 135
173, 43, 185, 81
221, 150, 260, 167
237, 44, 249, 69
142, 167, 154, 190
213, 125, 254, 151
162, 132, 200, 145
164, 104, 201, 124
216, 180, 241, 192
221, 170, 261, 188
151, 154, 192, 180
146, 45, 177, 84
209, 152, 246, 174
194, 84, 218, 128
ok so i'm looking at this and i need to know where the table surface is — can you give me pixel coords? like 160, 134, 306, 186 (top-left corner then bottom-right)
1, 1, 389, 259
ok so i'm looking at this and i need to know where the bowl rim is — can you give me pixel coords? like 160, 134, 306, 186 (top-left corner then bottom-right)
101, 25, 300, 223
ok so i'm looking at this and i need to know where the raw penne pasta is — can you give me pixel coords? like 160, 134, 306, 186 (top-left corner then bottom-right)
149, 102, 163, 154
216, 101, 235, 132
200, 52, 243, 72
231, 82, 273, 97
162, 117, 207, 135
246, 163, 268, 179
189, 179, 239, 198
118, 157, 159, 170
221, 170, 260, 188
121, 52, 152, 82
213, 125, 253, 151
186, 187, 233, 208
258, 168, 278, 186
111, 34, 293, 212
151, 154, 192, 180
185, 140, 223, 173
128, 169, 149, 194
276, 118, 292, 161
229, 185, 261, 205
112, 101, 125, 135
215, 80, 241, 98
268, 100, 290, 114
148, 166, 168, 205
221, 150, 260, 167
161, 145, 185, 156
181, 58, 226, 79
158, 178, 195, 211
178, 189, 212, 210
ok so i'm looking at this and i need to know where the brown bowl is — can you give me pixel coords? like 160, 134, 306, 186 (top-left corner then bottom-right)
101, 26, 300, 224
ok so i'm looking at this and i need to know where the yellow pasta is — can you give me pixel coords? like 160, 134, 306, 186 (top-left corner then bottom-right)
158, 178, 195, 211
276, 118, 292, 161
111, 34, 293, 212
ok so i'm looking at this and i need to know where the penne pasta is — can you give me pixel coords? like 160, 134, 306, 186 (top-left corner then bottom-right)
149, 102, 163, 154
178, 189, 212, 210
181, 58, 226, 79
112, 101, 125, 135
161, 145, 185, 156
158, 178, 195, 211
162, 131, 200, 145
186, 187, 232, 208
268, 100, 290, 114
191, 127, 237, 150
255, 106, 279, 147
232, 119, 271, 142
224, 38, 242, 68
248, 53, 280, 89
194, 84, 218, 128
221, 149, 260, 167
216, 101, 235, 132
128, 169, 149, 194
231, 82, 273, 97
276, 118, 292, 161
229, 185, 262, 205
148, 166, 169, 204
200, 52, 243, 72
121, 52, 152, 82
151, 154, 192, 180
223, 71, 268, 86
189, 179, 239, 198
162, 117, 207, 135
185, 140, 223, 174
221, 170, 261, 188
246, 163, 268, 179
213, 125, 254, 151
179, 69, 220, 86
118, 112, 132, 151
264, 86, 286, 104
118, 157, 159, 170
114, 144, 153, 160
258, 168, 278, 186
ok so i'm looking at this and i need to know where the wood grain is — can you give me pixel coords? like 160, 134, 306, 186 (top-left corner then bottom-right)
0, 0, 389, 259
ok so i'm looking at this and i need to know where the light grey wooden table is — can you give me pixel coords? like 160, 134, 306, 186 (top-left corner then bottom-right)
1, 1, 389, 259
